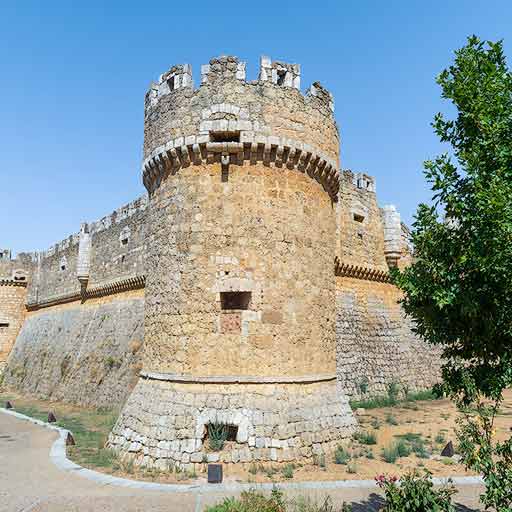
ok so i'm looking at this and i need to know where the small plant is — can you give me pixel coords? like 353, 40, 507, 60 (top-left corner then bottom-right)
313, 453, 326, 469
385, 413, 398, 426
366, 448, 375, 460
347, 462, 358, 474
356, 376, 370, 395
334, 445, 350, 465
435, 433, 446, 444
207, 423, 229, 451
353, 430, 377, 445
382, 440, 411, 464
281, 463, 294, 479
248, 462, 258, 475
386, 381, 400, 404
370, 418, 381, 430
376, 471, 456, 511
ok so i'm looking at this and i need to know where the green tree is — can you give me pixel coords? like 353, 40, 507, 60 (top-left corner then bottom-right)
392, 36, 512, 510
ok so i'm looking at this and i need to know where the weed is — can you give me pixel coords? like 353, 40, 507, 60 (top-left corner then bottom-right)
334, 445, 350, 465
313, 453, 326, 469
281, 463, 294, 479
386, 413, 399, 426
347, 462, 358, 474
435, 433, 446, 444
353, 430, 377, 445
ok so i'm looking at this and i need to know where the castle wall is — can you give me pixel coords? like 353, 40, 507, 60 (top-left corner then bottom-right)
0, 283, 27, 373
3, 290, 144, 408
335, 276, 442, 398
337, 171, 387, 270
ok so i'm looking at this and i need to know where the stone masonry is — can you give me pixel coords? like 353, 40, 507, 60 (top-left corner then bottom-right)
1, 54, 443, 470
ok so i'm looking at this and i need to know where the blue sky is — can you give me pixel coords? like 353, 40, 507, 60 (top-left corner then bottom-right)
1, 1, 511, 254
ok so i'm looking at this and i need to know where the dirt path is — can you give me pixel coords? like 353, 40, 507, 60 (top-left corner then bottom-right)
0, 412, 484, 512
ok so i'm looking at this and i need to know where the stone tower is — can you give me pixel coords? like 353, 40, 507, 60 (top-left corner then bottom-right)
109, 55, 355, 469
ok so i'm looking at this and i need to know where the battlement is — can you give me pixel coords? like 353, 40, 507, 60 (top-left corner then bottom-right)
142, 54, 340, 200
144, 55, 334, 118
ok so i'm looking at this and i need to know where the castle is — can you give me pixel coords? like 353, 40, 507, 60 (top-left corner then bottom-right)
0, 56, 441, 469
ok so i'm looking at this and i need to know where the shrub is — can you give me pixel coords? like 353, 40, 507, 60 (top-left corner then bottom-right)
334, 445, 350, 465
356, 376, 369, 395
207, 423, 229, 451
206, 488, 286, 512
386, 382, 400, 404
376, 471, 456, 511
385, 413, 398, 426
281, 464, 294, 479
382, 440, 410, 463
353, 430, 377, 445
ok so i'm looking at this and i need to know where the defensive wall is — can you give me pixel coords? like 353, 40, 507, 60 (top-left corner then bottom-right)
0, 56, 442, 460
1, 197, 147, 408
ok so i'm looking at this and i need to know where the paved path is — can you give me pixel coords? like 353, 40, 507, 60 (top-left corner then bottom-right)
0, 412, 484, 512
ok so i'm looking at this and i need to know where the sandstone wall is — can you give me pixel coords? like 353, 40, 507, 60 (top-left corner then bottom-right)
3, 291, 144, 408
0, 283, 27, 373
26, 196, 148, 306
336, 276, 441, 398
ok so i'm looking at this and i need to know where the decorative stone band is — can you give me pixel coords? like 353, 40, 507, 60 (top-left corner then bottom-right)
26, 275, 146, 311
334, 257, 392, 283
142, 135, 340, 201
140, 370, 337, 385
0, 279, 27, 288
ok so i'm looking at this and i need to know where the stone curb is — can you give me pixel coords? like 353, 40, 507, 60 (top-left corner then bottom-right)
0, 408, 484, 494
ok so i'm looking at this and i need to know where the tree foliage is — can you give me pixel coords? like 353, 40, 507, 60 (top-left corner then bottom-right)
393, 36, 512, 403
392, 36, 512, 510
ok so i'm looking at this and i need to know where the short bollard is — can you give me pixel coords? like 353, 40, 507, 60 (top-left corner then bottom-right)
47, 411, 57, 423
207, 464, 223, 483
5, 401, 13, 409
66, 432, 75, 446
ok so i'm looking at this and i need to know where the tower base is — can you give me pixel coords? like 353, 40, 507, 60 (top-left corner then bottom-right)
108, 377, 356, 470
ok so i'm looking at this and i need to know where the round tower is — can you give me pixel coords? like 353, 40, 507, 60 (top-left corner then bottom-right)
109, 56, 355, 469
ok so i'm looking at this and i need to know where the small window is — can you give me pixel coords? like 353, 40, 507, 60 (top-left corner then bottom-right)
276, 69, 286, 86
220, 291, 251, 310
121, 238, 128, 246
210, 131, 240, 143
0, 322, 9, 328
353, 213, 365, 223
167, 75, 175, 91
59, 256, 67, 271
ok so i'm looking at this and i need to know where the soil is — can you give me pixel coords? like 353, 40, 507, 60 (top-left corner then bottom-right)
2, 387, 511, 485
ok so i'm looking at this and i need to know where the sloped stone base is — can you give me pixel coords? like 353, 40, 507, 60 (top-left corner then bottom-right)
108, 377, 356, 471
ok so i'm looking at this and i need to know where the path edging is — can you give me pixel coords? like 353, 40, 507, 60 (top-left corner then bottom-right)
0, 407, 484, 494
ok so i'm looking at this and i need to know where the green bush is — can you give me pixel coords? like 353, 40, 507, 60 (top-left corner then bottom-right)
386, 382, 400, 404
334, 445, 350, 465
353, 430, 377, 445
376, 471, 456, 511
382, 440, 411, 463
207, 423, 229, 451
206, 488, 286, 512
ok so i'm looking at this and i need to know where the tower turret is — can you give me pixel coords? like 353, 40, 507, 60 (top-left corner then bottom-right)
109, 55, 355, 469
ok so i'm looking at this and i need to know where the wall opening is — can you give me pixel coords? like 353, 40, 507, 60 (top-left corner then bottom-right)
210, 131, 240, 143
203, 423, 239, 450
220, 291, 251, 310
353, 213, 365, 223
121, 237, 129, 246
0, 322, 9, 328
277, 69, 286, 86
167, 76, 175, 91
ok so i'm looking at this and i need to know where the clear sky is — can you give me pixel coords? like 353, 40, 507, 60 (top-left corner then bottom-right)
1, 1, 511, 254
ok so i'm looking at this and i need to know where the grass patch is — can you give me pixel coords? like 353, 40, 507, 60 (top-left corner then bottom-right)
385, 413, 399, 425
353, 430, 377, 445
0, 391, 118, 469
281, 463, 294, 479
334, 445, 351, 465
382, 439, 411, 463
350, 387, 439, 410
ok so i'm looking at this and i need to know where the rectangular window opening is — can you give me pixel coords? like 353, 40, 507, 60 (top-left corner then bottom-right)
220, 291, 251, 310
121, 238, 129, 246
0, 323, 9, 328
353, 213, 365, 223
210, 131, 240, 143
